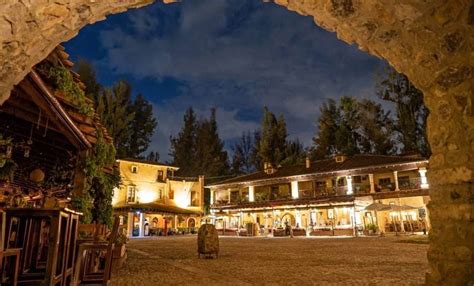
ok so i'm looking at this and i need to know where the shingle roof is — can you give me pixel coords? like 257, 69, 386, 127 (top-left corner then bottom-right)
208, 154, 427, 187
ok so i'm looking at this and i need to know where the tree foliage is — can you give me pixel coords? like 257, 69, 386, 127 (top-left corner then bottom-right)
170, 108, 229, 177
376, 66, 430, 156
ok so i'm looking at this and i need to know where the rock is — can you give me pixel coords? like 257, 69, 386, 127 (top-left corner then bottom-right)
197, 224, 219, 258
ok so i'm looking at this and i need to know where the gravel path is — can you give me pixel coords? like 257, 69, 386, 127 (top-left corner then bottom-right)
110, 236, 428, 286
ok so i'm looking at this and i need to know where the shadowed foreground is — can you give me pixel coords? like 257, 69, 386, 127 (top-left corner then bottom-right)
111, 236, 428, 285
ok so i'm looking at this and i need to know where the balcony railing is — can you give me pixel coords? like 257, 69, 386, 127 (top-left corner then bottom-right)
398, 177, 422, 191
212, 178, 425, 207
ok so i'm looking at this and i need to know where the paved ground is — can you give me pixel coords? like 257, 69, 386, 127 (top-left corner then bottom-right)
110, 236, 428, 286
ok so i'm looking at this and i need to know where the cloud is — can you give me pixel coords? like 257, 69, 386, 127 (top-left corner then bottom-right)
93, 0, 384, 160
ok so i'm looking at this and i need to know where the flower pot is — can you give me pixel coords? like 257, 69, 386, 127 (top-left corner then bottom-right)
113, 244, 126, 258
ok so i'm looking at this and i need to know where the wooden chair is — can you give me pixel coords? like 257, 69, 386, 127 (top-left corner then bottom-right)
0, 210, 21, 286
74, 217, 120, 285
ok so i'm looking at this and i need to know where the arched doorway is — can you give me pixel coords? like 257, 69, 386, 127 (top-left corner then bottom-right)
281, 213, 296, 227
0, 1, 472, 284
188, 218, 196, 228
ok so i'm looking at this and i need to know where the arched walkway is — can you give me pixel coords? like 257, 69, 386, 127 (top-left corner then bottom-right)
0, 1, 472, 284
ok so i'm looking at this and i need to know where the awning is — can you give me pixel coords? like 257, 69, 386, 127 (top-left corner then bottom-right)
113, 202, 202, 215
365, 203, 418, 212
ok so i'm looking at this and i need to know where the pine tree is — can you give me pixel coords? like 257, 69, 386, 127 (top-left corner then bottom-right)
357, 99, 395, 155
258, 107, 288, 167
195, 108, 229, 177
146, 151, 160, 162
128, 94, 157, 157
75, 60, 101, 102
376, 66, 430, 156
96, 81, 135, 158
312, 99, 340, 159
281, 139, 305, 166
170, 108, 198, 176
231, 131, 254, 174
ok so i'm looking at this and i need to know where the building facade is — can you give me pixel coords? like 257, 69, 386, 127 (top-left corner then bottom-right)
208, 154, 430, 236
112, 159, 204, 237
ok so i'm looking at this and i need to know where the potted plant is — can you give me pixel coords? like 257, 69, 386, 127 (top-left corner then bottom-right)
364, 223, 378, 236
113, 230, 128, 258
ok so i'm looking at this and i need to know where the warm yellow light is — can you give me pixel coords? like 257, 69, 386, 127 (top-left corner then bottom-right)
138, 188, 158, 203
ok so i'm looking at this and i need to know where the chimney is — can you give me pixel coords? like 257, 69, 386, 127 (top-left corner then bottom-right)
264, 162, 275, 174
305, 156, 311, 169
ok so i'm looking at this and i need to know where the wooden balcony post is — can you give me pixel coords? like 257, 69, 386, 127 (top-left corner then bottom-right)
368, 174, 375, 193
393, 171, 400, 191
248, 186, 255, 202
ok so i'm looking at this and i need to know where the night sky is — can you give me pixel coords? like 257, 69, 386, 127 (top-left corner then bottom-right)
64, 0, 386, 161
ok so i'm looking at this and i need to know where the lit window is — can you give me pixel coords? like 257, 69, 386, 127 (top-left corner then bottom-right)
131, 165, 138, 174
127, 186, 137, 203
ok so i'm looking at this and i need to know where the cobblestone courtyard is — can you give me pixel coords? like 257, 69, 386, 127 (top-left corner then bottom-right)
111, 236, 428, 285
112, 236, 428, 286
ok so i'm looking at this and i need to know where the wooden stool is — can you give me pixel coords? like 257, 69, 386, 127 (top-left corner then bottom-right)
0, 248, 21, 286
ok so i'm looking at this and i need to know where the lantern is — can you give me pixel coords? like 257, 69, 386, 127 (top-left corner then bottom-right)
29, 168, 45, 183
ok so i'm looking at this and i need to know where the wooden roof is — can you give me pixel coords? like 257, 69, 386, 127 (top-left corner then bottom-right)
208, 154, 428, 188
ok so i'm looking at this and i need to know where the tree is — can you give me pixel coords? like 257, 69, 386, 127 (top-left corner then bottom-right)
231, 131, 254, 174
170, 108, 198, 176
195, 108, 229, 177
357, 99, 396, 155
281, 139, 305, 166
96, 80, 135, 158
312, 99, 339, 159
75, 60, 102, 102
128, 94, 157, 157
146, 151, 160, 162
250, 130, 262, 171
376, 66, 430, 156
170, 108, 229, 177
258, 107, 288, 167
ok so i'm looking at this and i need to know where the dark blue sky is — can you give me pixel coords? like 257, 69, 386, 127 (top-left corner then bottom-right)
64, 0, 386, 161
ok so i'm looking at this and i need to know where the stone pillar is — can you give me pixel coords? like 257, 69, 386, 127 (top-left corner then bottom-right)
210, 190, 215, 205
227, 189, 231, 204
174, 215, 178, 232
424, 82, 474, 284
346, 176, 353, 195
291, 181, 299, 199
393, 171, 400, 191
369, 174, 375, 193
295, 210, 301, 228
138, 212, 144, 237
418, 168, 429, 189
127, 212, 134, 237
248, 186, 255, 202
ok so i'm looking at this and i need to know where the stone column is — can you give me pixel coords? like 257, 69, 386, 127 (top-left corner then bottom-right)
174, 215, 178, 232
346, 176, 353, 195
393, 171, 400, 191
418, 168, 430, 189
291, 181, 299, 199
210, 190, 215, 205
368, 174, 375, 193
295, 210, 301, 228
248, 186, 255, 202
227, 189, 231, 204
127, 212, 134, 237
424, 81, 474, 284
138, 212, 144, 237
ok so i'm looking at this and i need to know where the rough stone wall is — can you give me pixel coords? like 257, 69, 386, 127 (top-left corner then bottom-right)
0, 0, 473, 284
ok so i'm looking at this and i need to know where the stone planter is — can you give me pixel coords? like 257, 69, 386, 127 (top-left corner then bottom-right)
113, 244, 126, 259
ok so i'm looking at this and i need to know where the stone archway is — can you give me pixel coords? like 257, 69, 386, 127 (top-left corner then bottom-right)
0, 1, 472, 284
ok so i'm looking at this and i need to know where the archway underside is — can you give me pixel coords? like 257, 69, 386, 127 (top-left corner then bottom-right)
1, 0, 473, 284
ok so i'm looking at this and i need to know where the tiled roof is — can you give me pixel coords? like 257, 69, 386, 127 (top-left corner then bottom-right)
113, 202, 201, 215
208, 154, 427, 187
118, 157, 179, 169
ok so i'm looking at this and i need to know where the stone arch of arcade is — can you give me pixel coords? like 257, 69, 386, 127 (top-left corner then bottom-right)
0, 0, 472, 284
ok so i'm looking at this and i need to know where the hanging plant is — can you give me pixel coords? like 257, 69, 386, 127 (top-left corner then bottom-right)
48, 66, 94, 117
73, 130, 119, 225
0, 134, 16, 181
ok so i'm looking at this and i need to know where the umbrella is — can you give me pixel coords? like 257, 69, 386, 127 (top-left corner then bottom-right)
365, 203, 392, 211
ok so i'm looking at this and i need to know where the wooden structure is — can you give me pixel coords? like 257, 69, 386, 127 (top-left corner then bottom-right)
4, 208, 81, 285
74, 217, 120, 285
0, 46, 115, 285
